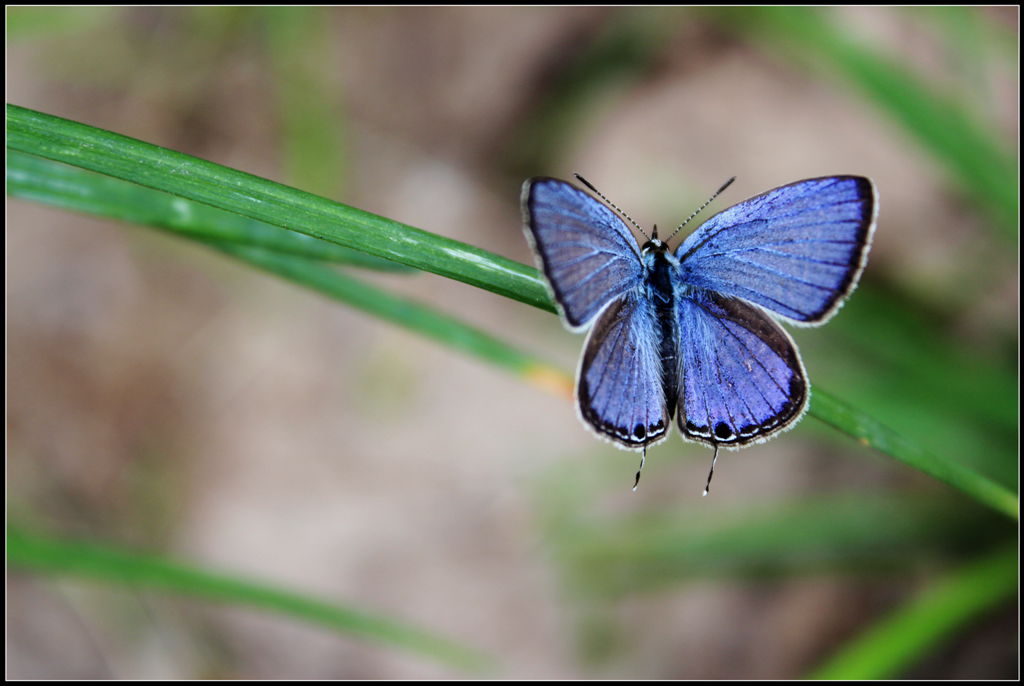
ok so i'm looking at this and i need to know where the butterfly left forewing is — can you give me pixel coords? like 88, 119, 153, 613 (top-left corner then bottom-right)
522, 178, 645, 331
676, 289, 807, 447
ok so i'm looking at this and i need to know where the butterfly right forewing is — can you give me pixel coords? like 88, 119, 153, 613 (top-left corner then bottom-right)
676, 176, 876, 325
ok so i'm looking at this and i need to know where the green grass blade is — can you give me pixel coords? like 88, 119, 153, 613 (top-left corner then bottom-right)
808, 289, 1017, 495
811, 390, 1018, 521
6, 150, 572, 397
211, 242, 563, 384
828, 286, 1018, 440
6, 150, 411, 271
7, 526, 496, 673
6, 103, 553, 312
7, 107, 1016, 518
808, 545, 1018, 679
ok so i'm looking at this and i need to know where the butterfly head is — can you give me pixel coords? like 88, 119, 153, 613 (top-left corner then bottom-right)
641, 224, 668, 254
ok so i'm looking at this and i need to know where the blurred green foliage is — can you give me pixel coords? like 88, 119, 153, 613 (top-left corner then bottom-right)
263, 7, 348, 199
7, 526, 495, 673
6, 5, 1018, 679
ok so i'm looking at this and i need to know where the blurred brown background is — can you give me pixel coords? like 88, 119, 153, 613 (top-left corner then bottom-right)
7, 6, 1018, 679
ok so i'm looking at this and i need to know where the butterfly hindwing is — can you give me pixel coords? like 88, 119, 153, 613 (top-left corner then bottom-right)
676, 176, 876, 325
578, 290, 670, 449
522, 178, 644, 330
676, 289, 807, 447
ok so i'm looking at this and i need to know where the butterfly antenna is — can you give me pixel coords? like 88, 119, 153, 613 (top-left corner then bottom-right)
666, 176, 736, 243
574, 173, 650, 240
632, 446, 647, 492
702, 444, 720, 497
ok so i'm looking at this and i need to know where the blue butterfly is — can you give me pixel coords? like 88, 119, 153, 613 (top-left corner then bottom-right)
522, 175, 877, 492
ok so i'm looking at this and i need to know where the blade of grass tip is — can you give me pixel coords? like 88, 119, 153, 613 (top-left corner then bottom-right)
7, 526, 496, 674
6, 150, 411, 271
7, 133, 1010, 511
808, 545, 1018, 679
6, 151, 573, 399
6, 103, 554, 313
810, 389, 1018, 521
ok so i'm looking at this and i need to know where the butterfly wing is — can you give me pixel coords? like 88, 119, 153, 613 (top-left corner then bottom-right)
522, 177, 644, 330
578, 290, 670, 448
676, 176, 877, 325
676, 289, 807, 447
523, 178, 665, 448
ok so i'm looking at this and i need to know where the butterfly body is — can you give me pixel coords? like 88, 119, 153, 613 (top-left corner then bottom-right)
640, 238, 681, 423
522, 175, 876, 459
